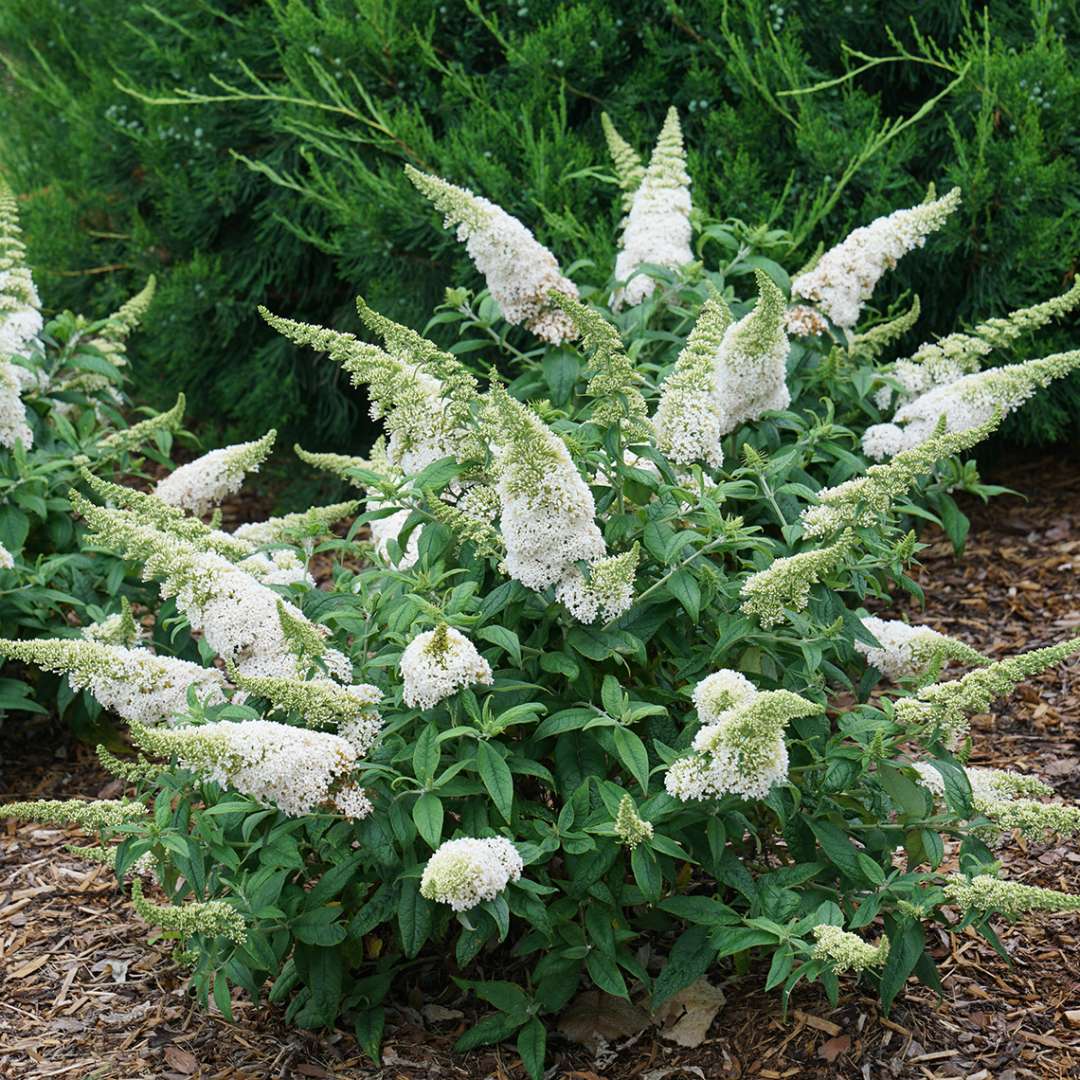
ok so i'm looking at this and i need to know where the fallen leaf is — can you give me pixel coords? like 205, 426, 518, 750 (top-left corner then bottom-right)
818, 1034, 850, 1063
163, 1046, 198, 1074
557, 991, 650, 1049
654, 977, 726, 1048
421, 1003, 464, 1022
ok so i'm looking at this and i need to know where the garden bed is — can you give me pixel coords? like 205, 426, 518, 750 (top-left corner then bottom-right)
1, 451, 1078, 1080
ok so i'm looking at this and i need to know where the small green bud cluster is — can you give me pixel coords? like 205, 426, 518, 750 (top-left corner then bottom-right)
130, 878, 246, 944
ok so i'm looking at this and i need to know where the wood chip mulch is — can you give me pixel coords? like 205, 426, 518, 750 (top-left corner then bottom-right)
1, 452, 1079, 1079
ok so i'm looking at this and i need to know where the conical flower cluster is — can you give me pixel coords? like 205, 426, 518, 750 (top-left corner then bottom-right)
1, 799, 147, 830
801, 414, 1001, 538
612, 108, 693, 309
740, 534, 855, 627
0, 360, 33, 449
862, 351, 1080, 459
155, 430, 276, 517
407, 166, 579, 344
80, 471, 254, 561
693, 669, 758, 722
399, 626, 493, 710
912, 762, 1080, 839
548, 291, 649, 437
792, 188, 961, 329
75, 497, 333, 680
855, 617, 987, 682
0, 185, 37, 450
601, 113, 646, 216
944, 874, 1080, 918
653, 296, 732, 467
878, 279, 1080, 411
0, 181, 42, 363
420, 836, 523, 911
100, 393, 186, 453
811, 925, 889, 973
0, 637, 229, 726
263, 308, 465, 475
130, 878, 247, 944
131, 719, 371, 820
482, 384, 606, 595
712, 271, 790, 433
228, 666, 382, 756
232, 500, 358, 547
666, 686, 822, 801
87, 277, 157, 369
613, 794, 654, 849
895, 638, 1080, 749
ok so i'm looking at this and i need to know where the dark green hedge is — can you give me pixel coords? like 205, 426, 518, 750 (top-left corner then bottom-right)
2, 0, 1078, 447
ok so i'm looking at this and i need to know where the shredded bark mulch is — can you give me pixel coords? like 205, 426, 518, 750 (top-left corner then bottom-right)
1, 452, 1078, 1079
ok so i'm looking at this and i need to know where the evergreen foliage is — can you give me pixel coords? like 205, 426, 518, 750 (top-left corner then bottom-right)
2, 1, 1078, 445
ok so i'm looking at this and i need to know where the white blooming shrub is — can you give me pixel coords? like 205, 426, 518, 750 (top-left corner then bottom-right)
6, 115, 1080, 1076
0, 181, 188, 736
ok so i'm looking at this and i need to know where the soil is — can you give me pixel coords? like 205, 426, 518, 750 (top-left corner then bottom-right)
1, 452, 1078, 1079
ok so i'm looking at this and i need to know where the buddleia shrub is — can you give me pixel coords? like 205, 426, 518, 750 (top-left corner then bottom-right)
0, 182, 187, 739
5, 116, 1080, 1074
3, 0, 1079, 444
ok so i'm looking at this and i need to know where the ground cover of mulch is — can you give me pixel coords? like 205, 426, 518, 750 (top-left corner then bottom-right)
1, 452, 1079, 1079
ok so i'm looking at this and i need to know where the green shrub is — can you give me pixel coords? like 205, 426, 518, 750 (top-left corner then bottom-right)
0, 183, 186, 740
4, 137, 1080, 1074
2, 1, 1078, 446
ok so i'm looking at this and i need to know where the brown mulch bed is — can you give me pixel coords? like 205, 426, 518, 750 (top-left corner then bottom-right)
1, 454, 1079, 1078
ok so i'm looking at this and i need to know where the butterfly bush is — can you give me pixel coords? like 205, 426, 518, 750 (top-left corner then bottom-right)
611, 108, 694, 309
855, 617, 987, 682
7, 110, 1080, 1073
420, 837, 524, 912
0, 187, 190, 732
155, 430, 276, 516
400, 626, 493, 710
791, 188, 961, 329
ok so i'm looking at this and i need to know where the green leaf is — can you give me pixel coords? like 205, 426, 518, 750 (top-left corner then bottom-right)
306, 852, 365, 906
517, 1017, 546, 1080
880, 918, 925, 1015
454, 1010, 525, 1052
293, 906, 346, 947
878, 763, 930, 820
476, 740, 514, 822
354, 1006, 385, 1065
542, 349, 580, 407
212, 972, 233, 1022
928, 758, 973, 817
477, 624, 522, 667
709, 925, 778, 958
631, 843, 662, 903
586, 947, 628, 998
540, 651, 579, 679
535, 707, 595, 738
601, 674, 624, 717
612, 726, 650, 795
293, 944, 342, 1028
397, 878, 433, 959
651, 926, 714, 1007
412, 792, 444, 849
935, 492, 970, 554
469, 979, 530, 1015
808, 817, 872, 884
412, 723, 440, 785
667, 568, 701, 621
